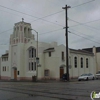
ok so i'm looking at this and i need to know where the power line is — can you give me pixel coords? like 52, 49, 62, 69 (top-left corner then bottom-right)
69, 18, 100, 31
0, 10, 64, 36
0, 11, 63, 38
0, 28, 13, 35
71, 0, 95, 9
39, 28, 63, 35
31, 10, 63, 22
6, 0, 64, 23
69, 18, 100, 28
69, 31, 100, 44
0, 9, 35, 21
0, 4, 64, 27
0, 5, 37, 18
69, 28, 94, 38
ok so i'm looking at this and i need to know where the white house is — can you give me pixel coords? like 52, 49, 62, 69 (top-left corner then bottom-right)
0, 20, 96, 80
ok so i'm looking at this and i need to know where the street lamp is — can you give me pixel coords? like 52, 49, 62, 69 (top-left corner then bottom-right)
29, 28, 39, 80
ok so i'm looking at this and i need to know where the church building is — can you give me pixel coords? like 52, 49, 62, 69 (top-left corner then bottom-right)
0, 20, 96, 81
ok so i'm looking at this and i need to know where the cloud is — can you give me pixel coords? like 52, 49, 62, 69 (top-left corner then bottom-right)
0, 0, 100, 55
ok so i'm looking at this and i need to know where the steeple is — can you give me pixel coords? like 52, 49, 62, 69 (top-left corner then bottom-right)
10, 19, 35, 45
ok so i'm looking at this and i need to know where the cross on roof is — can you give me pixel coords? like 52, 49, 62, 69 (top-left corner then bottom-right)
22, 18, 24, 22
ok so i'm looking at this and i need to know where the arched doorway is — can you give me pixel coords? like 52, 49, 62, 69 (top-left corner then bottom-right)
12, 67, 17, 80
59, 64, 66, 79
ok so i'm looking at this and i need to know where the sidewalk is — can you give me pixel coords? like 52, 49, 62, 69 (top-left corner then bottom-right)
0, 78, 78, 83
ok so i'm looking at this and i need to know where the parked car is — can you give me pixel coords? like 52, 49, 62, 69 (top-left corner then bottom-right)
78, 73, 95, 81
62, 73, 67, 81
95, 71, 100, 79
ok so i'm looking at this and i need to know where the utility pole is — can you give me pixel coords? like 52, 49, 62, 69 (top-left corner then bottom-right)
62, 5, 71, 81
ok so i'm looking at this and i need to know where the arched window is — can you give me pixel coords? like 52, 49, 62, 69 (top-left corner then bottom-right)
24, 27, 27, 37
86, 58, 88, 68
32, 62, 33, 70
29, 47, 36, 58
74, 57, 77, 68
81, 58, 83, 68
28, 47, 36, 71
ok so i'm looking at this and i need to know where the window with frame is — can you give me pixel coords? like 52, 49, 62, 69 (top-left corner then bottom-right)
62, 51, 64, 61
5, 67, 6, 71
81, 58, 83, 68
29, 48, 36, 58
29, 50, 31, 58
32, 62, 33, 71
35, 49, 36, 57
86, 58, 88, 68
32, 48, 34, 58
18, 71, 19, 75
44, 70, 49, 76
48, 52, 51, 57
74, 57, 77, 68
34, 62, 36, 71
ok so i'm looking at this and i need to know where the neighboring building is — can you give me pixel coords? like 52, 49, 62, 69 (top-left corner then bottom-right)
69, 49, 96, 78
1, 52, 9, 80
0, 20, 96, 80
83, 46, 100, 72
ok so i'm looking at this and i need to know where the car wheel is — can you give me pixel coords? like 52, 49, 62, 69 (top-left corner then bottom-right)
86, 77, 88, 81
78, 79, 81, 81
96, 78, 98, 80
92, 77, 94, 80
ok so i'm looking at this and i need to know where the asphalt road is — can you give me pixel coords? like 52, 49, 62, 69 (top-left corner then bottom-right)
0, 80, 100, 100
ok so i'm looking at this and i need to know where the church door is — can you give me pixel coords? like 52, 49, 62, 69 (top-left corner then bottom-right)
14, 69, 17, 80
60, 67, 64, 79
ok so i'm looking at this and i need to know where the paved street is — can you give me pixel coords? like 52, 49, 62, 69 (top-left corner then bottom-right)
0, 80, 100, 100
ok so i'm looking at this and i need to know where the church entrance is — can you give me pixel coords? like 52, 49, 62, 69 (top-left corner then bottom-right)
12, 67, 17, 80
60, 67, 64, 79
14, 69, 17, 80
59, 64, 65, 79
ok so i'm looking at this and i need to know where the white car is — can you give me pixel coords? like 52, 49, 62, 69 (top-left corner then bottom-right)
95, 71, 100, 79
78, 73, 95, 81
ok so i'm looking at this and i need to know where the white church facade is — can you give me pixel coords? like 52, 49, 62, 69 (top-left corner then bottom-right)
0, 20, 96, 81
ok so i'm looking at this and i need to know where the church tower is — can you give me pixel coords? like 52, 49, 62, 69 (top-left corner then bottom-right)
9, 19, 36, 80
10, 18, 34, 45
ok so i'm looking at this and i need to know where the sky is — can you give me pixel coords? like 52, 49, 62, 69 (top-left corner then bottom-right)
0, 0, 100, 56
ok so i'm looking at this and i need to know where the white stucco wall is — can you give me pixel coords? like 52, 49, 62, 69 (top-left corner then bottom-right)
96, 52, 100, 71
1, 58, 10, 79
70, 52, 96, 78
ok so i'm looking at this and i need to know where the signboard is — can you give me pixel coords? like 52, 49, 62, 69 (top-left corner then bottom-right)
36, 57, 39, 64
37, 64, 41, 67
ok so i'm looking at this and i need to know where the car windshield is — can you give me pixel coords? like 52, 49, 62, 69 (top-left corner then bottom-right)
81, 74, 88, 76
96, 71, 100, 74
